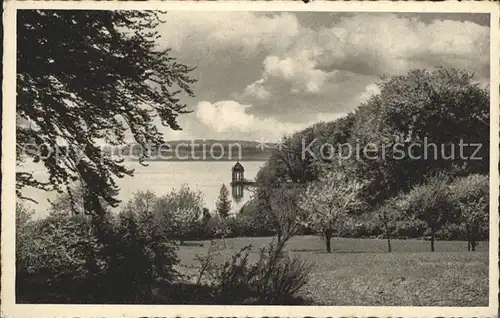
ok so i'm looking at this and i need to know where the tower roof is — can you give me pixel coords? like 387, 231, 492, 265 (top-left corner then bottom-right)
232, 161, 244, 172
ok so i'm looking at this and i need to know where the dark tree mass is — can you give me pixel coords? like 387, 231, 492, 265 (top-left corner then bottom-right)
16, 10, 197, 216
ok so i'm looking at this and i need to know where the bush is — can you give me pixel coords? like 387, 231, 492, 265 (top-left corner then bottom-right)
438, 222, 467, 240
16, 192, 181, 303
205, 241, 312, 304
153, 185, 204, 243
99, 210, 180, 303
16, 203, 36, 275
16, 208, 106, 303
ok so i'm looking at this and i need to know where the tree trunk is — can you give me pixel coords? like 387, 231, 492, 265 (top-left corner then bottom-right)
325, 232, 332, 253
469, 224, 477, 251
222, 237, 227, 249
430, 233, 435, 252
471, 233, 477, 251
383, 220, 391, 253
466, 224, 471, 251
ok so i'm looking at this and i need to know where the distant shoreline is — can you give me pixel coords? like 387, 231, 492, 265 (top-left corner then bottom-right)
127, 159, 269, 162
104, 139, 276, 162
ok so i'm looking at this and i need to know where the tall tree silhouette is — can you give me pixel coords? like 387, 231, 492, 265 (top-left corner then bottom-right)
16, 10, 197, 217
216, 184, 231, 218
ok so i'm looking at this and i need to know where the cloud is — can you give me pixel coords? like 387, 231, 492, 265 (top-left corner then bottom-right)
156, 12, 300, 58
194, 100, 347, 141
243, 79, 271, 100
311, 14, 490, 77
264, 53, 331, 94
239, 13, 489, 120
195, 100, 297, 141
150, 13, 490, 140
355, 83, 382, 104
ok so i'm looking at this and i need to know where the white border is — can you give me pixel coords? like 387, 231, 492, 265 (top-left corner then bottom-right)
2, 1, 499, 317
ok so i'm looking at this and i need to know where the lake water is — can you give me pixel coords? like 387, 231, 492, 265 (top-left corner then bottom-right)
19, 160, 265, 218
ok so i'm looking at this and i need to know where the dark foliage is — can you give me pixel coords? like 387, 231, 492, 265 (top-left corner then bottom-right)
199, 242, 312, 305
17, 10, 196, 217
215, 184, 231, 218
16, 203, 179, 304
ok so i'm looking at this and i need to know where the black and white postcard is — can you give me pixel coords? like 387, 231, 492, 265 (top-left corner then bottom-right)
2, 1, 499, 317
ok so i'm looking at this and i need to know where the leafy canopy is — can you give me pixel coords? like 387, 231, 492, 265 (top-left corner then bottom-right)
17, 10, 197, 216
300, 168, 364, 238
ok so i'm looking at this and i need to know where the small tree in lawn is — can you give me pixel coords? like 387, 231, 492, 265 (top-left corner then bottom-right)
402, 173, 456, 252
155, 185, 204, 245
300, 170, 364, 253
460, 197, 488, 251
267, 184, 307, 249
377, 196, 404, 253
449, 174, 489, 251
216, 184, 232, 219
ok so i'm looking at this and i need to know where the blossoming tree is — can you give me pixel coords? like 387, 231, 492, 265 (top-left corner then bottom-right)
300, 170, 364, 253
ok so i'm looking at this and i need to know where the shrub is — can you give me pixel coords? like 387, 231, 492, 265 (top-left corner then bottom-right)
97, 210, 179, 303
16, 191, 181, 304
16, 208, 106, 303
438, 222, 467, 240
153, 185, 204, 244
16, 203, 36, 275
232, 212, 277, 237
206, 241, 312, 304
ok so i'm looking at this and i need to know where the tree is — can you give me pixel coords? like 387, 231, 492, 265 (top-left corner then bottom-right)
449, 174, 489, 251
461, 198, 488, 251
113, 201, 180, 302
49, 185, 88, 216
119, 190, 161, 238
376, 196, 406, 253
214, 185, 233, 248
266, 184, 306, 248
48, 184, 114, 234
201, 207, 212, 227
261, 116, 356, 187
155, 185, 204, 244
16, 10, 197, 218
272, 129, 319, 184
401, 173, 456, 252
237, 199, 276, 237
212, 215, 233, 250
216, 184, 232, 218
350, 68, 489, 206
300, 169, 364, 253
254, 159, 308, 246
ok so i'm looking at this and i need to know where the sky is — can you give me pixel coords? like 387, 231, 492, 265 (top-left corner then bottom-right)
150, 12, 490, 142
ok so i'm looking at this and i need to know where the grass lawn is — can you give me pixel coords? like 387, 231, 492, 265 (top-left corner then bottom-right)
176, 236, 489, 306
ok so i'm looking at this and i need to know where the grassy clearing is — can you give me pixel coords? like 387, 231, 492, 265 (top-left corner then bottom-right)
176, 236, 489, 306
